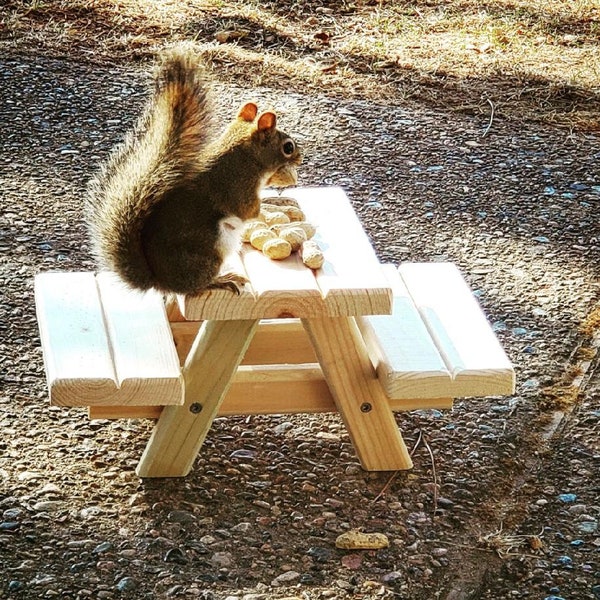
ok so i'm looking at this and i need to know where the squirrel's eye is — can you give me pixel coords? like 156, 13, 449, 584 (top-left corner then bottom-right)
282, 140, 295, 157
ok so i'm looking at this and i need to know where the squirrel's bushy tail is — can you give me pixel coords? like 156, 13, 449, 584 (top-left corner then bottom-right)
86, 47, 215, 291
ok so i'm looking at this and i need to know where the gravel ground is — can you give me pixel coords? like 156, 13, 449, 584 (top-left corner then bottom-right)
0, 52, 599, 600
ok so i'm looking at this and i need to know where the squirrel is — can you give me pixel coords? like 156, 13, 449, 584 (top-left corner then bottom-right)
86, 47, 302, 295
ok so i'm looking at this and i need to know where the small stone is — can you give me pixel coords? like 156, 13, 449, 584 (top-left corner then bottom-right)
32, 500, 63, 512
271, 571, 300, 586
164, 547, 188, 564
273, 422, 294, 435
557, 493, 577, 503
167, 510, 196, 524
8, 581, 24, 592
382, 571, 403, 583
341, 553, 363, 570
230, 449, 256, 461
210, 552, 233, 568
116, 577, 137, 592
432, 547, 448, 557
306, 546, 332, 563
577, 520, 597, 534
93, 542, 113, 554
38, 483, 62, 495
325, 498, 345, 508
0, 521, 20, 532
3, 508, 22, 520
436, 497, 455, 509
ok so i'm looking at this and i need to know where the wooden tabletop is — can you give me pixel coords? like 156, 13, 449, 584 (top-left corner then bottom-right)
178, 187, 393, 321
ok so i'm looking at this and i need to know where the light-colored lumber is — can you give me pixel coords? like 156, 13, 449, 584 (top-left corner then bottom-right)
35, 272, 117, 406
35, 272, 184, 407
399, 263, 515, 397
171, 319, 317, 365
95, 273, 184, 405
180, 187, 393, 320
357, 265, 453, 399
302, 316, 413, 471
242, 319, 317, 365
136, 319, 259, 477
89, 394, 454, 420
283, 187, 393, 317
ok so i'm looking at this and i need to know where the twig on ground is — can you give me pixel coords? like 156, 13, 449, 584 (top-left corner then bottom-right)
373, 430, 423, 502
421, 433, 438, 517
373, 428, 438, 518
482, 98, 495, 137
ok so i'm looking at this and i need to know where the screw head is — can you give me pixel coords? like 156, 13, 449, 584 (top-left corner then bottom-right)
360, 402, 372, 413
189, 402, 203, 414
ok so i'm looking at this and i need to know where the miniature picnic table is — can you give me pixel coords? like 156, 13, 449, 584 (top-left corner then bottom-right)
35, 187, 515, 478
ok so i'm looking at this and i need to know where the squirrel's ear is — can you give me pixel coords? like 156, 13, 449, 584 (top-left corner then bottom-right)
238, 102, 258, 122
257, 111, 277, 131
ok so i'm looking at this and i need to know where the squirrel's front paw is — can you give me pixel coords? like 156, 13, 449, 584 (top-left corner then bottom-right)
207, 272, 249, 295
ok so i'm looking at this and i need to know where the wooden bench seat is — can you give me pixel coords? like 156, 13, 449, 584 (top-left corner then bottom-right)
35, 263, 513, 419
35, 272, 184, 407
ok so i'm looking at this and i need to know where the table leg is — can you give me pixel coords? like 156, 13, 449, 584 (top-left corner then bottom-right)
136, 319, 259, 477
302, 317, 413, 471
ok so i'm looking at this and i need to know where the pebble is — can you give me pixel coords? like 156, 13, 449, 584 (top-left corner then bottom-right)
271, 571, 300, 586
116, 577, 137, 592
164, 547, 188, 564
557, 493, 577, 503
168, 510, 196, 524
306, 546, 332, 563
437, 497, 455, 509
210, 551, 233, 568
577, 520, 597, 534
32, 500, 63, 512
93, 541, 113, 554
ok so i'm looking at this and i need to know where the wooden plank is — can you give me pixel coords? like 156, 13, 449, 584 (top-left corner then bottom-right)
241, 319, 317, 365
399, 263, 515, 397
302, 316, 413, 471
35, 272, 118, 406
170, 319, 317, 365
279, 187, 392, 317
136, 319, 259, 477
224, 364, 332, 414
182, 187, 393, 320
89, 395, 454, 420
240, 245, 325, 316
96, 273, 184, 406
357, 265, 452, 399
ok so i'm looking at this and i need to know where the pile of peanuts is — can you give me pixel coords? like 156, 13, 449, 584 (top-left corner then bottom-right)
241, 197, 325, 269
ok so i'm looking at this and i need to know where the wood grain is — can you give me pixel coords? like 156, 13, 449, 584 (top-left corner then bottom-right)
35, 272, 183, 407
399, 263, 515, 397
302, 316, 413, 471
180, 186, 393, 320
136, 319, 259, 477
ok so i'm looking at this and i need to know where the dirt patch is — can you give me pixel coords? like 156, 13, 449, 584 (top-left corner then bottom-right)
1, 0, 599, 128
